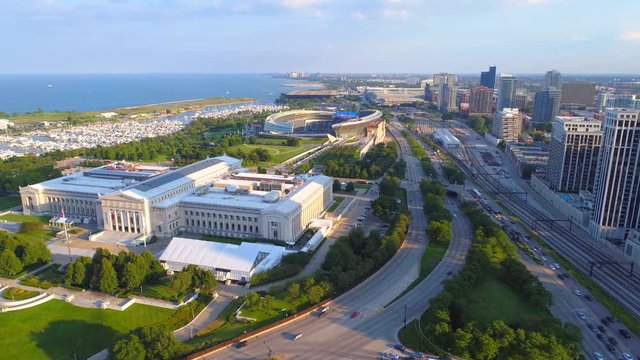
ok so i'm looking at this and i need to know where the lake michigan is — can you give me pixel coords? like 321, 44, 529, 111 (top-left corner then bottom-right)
0, 74, 309, 114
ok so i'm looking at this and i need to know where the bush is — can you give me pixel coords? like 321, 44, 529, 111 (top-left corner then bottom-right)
250, 252, 312, 286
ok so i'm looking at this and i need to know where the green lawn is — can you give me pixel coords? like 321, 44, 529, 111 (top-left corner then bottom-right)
2, 287, 40, 300
20, 264, 65, 289
0, 195, 22, 211
0, 214, 58, 243
0, 300, 175, 360
462, 277, 549, 328
327, 196, 345, 212
228, 139, 324, 167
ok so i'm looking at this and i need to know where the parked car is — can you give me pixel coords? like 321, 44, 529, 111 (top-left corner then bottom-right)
393, 344, 406, 352
236, 340, 248, 349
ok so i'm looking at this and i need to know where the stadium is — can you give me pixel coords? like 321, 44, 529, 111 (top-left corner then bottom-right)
264, 109, 384, 138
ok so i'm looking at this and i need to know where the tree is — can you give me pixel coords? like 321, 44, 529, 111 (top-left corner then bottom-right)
332, 179, 342, 192
137, 326, 182, 360
497, 140, 507, 151
427, 220, 453, 244
65, 260, 87, 286
112, 334, 146, 360
287, 283, 301, 299
122, 261, 144, 290
307, 285, 325, 304
346, 182, 355, 192
0, 249, 22, 277
244, 291, 260, 307
170, 271, 193, 299
99, 259, 118, 293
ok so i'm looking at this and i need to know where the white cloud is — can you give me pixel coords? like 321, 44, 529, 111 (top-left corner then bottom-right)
352, 10, 366, 21
620, 31, 640, 41
280, 0, 325, 9
381, 8, 409, 20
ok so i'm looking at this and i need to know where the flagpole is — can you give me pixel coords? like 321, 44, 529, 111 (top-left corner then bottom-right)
62, 207, 72, 264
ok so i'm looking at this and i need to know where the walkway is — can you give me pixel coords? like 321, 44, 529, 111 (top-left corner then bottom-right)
174, 288, 238, 340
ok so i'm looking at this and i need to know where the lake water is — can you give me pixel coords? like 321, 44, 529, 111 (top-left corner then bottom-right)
0, 74, 307, 114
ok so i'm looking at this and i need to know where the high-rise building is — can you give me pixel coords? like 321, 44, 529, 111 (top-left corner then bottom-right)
605, 94, 638, 110
546, 116, 602, 193
561, 81, 596, 107
480, 66, 496, 89
497, 74, 517, 111
544, 70, 562, 88
590, 108, 640, 241
468, 86, 493, 116
595, 92, 613, 112
532, 87, 563, 123
492, 108, 522, 142
435, 73, 457, 113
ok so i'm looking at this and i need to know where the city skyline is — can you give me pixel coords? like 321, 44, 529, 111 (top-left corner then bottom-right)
1, 0, 640, 74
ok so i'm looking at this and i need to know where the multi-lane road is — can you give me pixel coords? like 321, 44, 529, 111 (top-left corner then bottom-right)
199, 124, 472, 359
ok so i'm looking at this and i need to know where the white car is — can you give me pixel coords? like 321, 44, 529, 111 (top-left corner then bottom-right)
622, 352, 633, 360
576, 311, 586, 320
573, 289, 582, 296
293, 333, 303, 341
593, 352, 604, 360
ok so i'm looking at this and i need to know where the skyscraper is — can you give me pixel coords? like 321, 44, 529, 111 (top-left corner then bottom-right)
590, 108, 640, 241
546, 116, 602, 193
561, 81, 596, 107
497, 74, 517, 111
434, 73, 457, 113
480, 66, 496, 89
532, 87, 563, 123
492, 108, 522, 142
468, 86, 493, 116
544, 70, 562, 88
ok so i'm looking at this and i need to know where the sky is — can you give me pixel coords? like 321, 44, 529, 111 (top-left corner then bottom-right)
1, 0, 639, 74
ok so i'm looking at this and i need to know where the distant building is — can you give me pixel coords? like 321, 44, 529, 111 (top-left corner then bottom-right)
480, 66, 496, 89
604, 94, 639, 110
434, 73, 457, 113
432, 128, 462, 148
561, 82, 596, 107
595, 92, 613, 112
98, 112, 119, 119
506, 143, 550, 178
514, 90, 528, 109
285, 90, 338, 100
468, 86, 493, 117
532, 87, 563, 123
590, 108, 640, 241
497, 74, 517, 110
544, 70, 562, 88
492, 108, 522, 142
546, 116, 602, 193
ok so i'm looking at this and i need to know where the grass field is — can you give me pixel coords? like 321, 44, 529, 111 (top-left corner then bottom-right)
228, 138, 325, 167
20, 264, 65, 289
0, 195, 22, 211
8, 97, 255, 124
1, 287, 40, 300
0, 300, 175, 360
0, 214, 58, 243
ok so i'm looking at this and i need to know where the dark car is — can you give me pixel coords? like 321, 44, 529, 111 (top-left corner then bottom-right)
598, 325, 607, 334
606, 316, 615, 323
587, 323, 597, 332
597, 333, 606, 342
562, 272, 570, 278
394, 344, 406, 352
608, 337, 618, 346
557, 273, 565, 280
605, 343, 616, 354
585, 294, 593, 301
236, 340, 248, 349
618, 329, 631, 339
601, 318, 610, 326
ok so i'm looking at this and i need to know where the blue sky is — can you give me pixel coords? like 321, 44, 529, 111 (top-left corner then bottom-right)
1, 0, 639, 74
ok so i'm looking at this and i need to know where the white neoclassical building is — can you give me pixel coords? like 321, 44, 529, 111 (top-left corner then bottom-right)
20, 156, 333, 244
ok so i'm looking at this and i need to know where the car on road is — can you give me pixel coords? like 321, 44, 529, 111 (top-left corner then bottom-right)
351, 311, 361, 318
601, 318, 610, 326
608, 336, 618, 346
597, 333, 606, 342
557, 273, 565, 280
593, 352, 604, 360
584, 294, 593, 301
598, 325, 607, 333
622, 352, 633, 360
606, 315, 615, 323
587, 323, 597, 332
573, 289, 582, 296
236, 340, 248, 349
576, 311, 586, 320
605, 343, 616, 354
293, 333, 303, 341
619, 329, 632, 339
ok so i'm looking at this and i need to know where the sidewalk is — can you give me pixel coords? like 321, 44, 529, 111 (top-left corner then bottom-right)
174, 288, 239, 340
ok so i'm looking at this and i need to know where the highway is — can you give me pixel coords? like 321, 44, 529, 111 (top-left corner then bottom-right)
199, 124, 473, 359
411, 117, 640, 359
